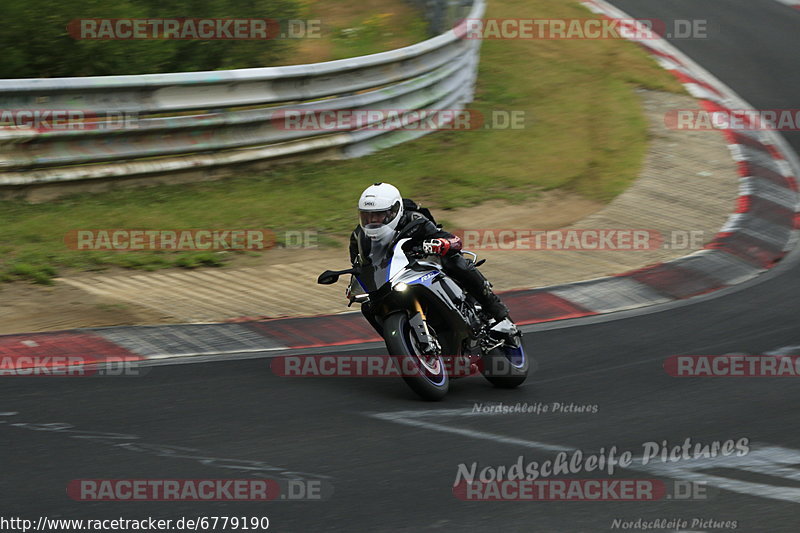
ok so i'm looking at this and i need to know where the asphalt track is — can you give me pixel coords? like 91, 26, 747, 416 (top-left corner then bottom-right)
3, 1, 800, 531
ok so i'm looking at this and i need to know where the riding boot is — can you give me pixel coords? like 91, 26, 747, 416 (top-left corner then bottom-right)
479, 286, 511, 322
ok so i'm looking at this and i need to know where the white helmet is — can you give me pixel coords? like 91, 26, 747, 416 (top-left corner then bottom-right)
358, 182, 404, 242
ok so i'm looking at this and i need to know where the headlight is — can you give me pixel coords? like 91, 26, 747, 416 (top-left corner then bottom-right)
394, 282, 409, 292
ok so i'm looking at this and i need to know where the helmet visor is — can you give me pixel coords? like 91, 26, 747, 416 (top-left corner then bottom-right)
359, 201, 400, 229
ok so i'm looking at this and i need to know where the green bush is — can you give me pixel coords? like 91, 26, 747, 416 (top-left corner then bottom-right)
0, 0, 301, 78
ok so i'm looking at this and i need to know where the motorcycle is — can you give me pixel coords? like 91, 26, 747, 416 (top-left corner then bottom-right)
317, 237, 528, 400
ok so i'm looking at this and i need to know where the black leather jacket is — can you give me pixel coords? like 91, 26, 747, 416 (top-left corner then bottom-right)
349, 211, 455, 265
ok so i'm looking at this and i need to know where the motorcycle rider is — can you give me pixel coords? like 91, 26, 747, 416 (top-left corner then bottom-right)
348, 182, 518, 341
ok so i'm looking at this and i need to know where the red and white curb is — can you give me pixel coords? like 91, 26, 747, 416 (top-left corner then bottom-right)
774, 0, 800, 9
522, 0, 800, 317
2, 0, 799, 367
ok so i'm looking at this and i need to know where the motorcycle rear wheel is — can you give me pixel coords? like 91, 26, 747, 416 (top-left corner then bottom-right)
481, 340, 529, 388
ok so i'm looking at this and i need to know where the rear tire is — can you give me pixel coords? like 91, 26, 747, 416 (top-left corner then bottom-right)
481, 340, 528, 388
383, 312, 449, 401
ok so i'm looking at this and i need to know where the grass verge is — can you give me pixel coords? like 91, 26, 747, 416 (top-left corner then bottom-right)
285, 0, 429, 64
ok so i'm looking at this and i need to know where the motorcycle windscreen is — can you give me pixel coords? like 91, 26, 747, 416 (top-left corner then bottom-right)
355, 238, 410, 293
355, 240, 392, 293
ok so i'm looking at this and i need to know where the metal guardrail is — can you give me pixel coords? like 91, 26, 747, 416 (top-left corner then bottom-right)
0, 0, 484, 187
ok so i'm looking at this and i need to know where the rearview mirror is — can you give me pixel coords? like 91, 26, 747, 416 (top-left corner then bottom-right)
317, 270, 340, 285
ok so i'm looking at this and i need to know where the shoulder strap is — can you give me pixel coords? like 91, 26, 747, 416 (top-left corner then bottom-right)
403, 198, 437, 225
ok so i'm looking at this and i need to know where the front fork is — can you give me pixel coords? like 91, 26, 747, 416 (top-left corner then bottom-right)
408, 298, 440, 355
407, 296, 483, 378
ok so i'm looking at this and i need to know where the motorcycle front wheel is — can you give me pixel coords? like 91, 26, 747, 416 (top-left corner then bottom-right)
383, 311, 449, 401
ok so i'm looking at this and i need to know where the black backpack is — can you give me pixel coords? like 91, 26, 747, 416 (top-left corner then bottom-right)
403, 198, 438, 226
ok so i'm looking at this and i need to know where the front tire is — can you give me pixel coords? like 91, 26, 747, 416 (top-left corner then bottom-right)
383, 312, 449, 401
